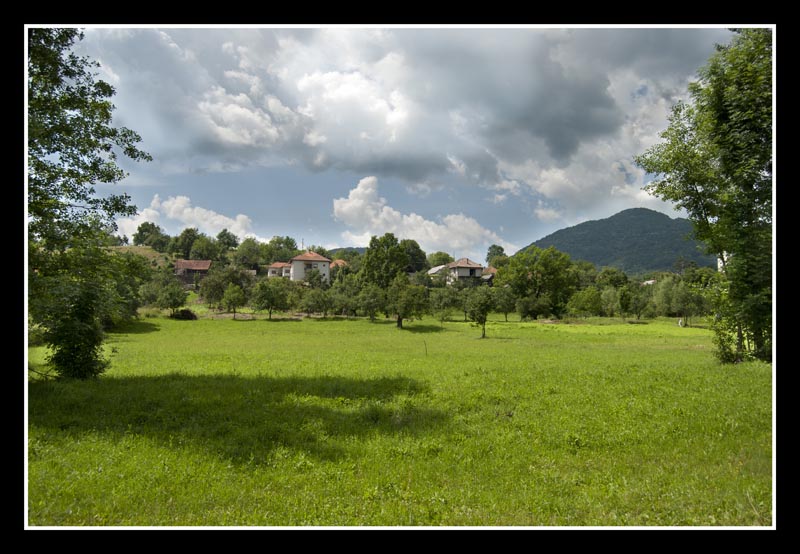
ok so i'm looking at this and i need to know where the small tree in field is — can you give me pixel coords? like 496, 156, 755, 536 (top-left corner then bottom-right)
157, 278, 188, 317
222, 283, 246, 319
492, 286, 516, 322
467, 286, 494, 338
251, 278, 289, 319
357, 283, 384, 321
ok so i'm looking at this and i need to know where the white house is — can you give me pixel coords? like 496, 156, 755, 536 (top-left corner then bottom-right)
446, 258, 483, 283
289, 251, 331, 282
266, 261, 291, 278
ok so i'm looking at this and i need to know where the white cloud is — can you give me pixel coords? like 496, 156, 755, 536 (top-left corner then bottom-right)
333, 176, 516, 260
115, 194, 263, 242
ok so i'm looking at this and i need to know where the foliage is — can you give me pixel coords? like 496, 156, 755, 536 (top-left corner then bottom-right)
635, 29, 772, 361
466, 286, 494, 338
132, 222, 171, 253
357, 283, 385, 321
328, 274, 360, 316
497, 245, 577, 318
251, 278, 290, 319
427, 251, 454, 268
222, 284, 246, 319
233, 237, 264, 270
168, 228, 201, 260
596, 267, 629, 289
216, 228, 239, 251
27, 28, 151, 378
429, 286, 459, 325
304, 268, 326, 289
156, 278, 188, 316
200, 266, 255, 309
399, 239, 428, 273
486, 244, 505, 266
567, 286, 602, 318
386, 275, 428, 328
492, 286, 517, 322
359, 233, 409, 290
601, 286, 620, 318
300, 288, 331, 317
189, 235, 221, 261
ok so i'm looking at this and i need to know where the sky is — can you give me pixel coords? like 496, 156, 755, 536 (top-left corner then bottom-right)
69, 25, 737, 262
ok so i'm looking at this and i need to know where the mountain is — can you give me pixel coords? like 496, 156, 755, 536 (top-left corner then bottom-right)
520, 208, 717, 275
328, 247, 367, 257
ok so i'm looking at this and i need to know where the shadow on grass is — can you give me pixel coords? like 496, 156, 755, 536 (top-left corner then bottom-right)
28, 374, 445, 466
400, 324, 445, 334
108, 320, 161, 335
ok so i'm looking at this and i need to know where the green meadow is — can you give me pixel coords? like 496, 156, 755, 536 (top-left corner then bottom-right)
27, 314, 772, 527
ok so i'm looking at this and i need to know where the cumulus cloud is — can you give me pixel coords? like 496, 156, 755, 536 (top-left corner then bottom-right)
116, 194, 262, 242
333, 176, 516, 260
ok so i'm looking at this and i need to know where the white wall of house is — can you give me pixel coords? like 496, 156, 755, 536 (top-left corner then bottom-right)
450, 266, 483, 279
290, 260, 330, 282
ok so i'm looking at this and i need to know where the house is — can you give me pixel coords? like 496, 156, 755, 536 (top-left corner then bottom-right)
289, 251, 331, 282
446, 258, 484, 283
266, 261, 291, 278
481, 265, 497, 285
174, 259, 212, 285
427, 264, 447, 276
330, 259, 348, 270
642, 279, 656, 286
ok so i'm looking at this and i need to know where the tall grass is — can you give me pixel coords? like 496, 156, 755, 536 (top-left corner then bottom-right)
27, 315, 772, 526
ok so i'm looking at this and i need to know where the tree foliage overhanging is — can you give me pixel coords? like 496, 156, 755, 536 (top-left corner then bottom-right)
28, 28, 151, 379
635, 28, 772, 362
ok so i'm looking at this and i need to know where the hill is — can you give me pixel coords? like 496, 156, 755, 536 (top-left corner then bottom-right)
521, 208, 717, 275
329, 247, 367, 257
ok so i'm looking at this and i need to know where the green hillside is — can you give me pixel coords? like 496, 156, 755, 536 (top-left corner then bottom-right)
522, 208, 717, 275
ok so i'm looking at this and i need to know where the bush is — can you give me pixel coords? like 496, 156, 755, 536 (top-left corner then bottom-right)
170, 309, 198, 320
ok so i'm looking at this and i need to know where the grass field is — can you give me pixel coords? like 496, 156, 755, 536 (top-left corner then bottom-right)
26, 313, 773, 527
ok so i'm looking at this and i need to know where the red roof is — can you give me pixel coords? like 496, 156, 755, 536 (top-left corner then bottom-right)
484, 266, 498, 274
447, 258, 483, 269
290, 251, 331, 262
330, 259, 348, 268
268, 261, 291, 268
174, 259, 212, 271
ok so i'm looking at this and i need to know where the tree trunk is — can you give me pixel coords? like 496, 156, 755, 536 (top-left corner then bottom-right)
397, 315, 403, 328
481, 322, 486, 338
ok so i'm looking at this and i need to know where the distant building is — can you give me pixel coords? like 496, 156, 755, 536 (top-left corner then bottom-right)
330, 259, 348, 269
446, 258, 484, 283
289, 251, 332, 282
266, 261, 291, 278
174, 259, 212, 285
642, 279, 656, 286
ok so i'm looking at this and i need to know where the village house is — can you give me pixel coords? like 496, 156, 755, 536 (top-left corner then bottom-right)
266, 261, 291, 278
447, 258, 484, 283
290, 251, 331, 282
174, 259, 212, 285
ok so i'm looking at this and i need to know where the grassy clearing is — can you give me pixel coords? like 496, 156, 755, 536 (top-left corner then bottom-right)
27, 314, 772, 526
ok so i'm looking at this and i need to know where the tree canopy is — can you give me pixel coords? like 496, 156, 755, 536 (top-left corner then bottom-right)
635, 28, 772, 362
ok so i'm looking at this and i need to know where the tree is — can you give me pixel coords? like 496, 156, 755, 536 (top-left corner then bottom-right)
427, 251, 454, 268
399, 239, 428, 273
169, 228, 201, 260
250, 278, 290, 319
232, 237, 264, 270
329, 273, 360, 316
486, 244, 505, 266
600, 286, 620, 318
216, 228, 239, 251
386, 275, 428, 328
189, 234, 221, 261
132, 222, 171, 252
222, 283, 246, 319
357, 283, 385, 321
200, 266, 255, 308
429, 286, 459, 326
496, 246, 578, 319
635, 29, 772, 362
157, 278, 188, 317
595, 267, 629, 290
492, 286, 517, 322
567, 287, 602, 318
359, 233, 409, 290
305, 268, 326, 289
300, 288, 331, 317
263, 236, 300, 264
467, 286, 494, 338
28, 28, 151, 379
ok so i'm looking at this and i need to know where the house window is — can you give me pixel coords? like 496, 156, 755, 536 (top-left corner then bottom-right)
470, 268, 475, 276
305, 263, 312, 270
313, 264, 318, 269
